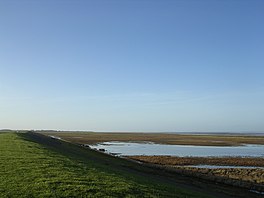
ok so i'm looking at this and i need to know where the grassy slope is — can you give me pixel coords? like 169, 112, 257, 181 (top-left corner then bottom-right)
0, 132, 205, 198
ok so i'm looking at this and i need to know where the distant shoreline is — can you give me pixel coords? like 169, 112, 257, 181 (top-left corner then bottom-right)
1, 129, 263, 136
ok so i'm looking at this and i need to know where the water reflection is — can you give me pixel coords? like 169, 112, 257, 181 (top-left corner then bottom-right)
90, 142, 264, 157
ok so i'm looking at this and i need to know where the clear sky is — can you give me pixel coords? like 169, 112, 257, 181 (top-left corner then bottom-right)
0, 0, 263, 132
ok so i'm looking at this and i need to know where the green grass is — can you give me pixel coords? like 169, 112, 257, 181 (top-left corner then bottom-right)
0, 132, 206, 198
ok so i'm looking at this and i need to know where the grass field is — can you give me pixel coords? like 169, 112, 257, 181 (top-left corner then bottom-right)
41, 132, 264, 146
0, 132, 206, 198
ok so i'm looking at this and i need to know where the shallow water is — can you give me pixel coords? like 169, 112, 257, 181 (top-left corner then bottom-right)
49, 135, 61, 140
90, 141, 264, 157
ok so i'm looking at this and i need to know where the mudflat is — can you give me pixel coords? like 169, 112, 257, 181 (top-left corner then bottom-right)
40, 131, 264, 146
127, 156, 264, 166
127, 156, 264, 192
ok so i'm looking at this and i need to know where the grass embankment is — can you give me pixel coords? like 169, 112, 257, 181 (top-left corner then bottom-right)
42, 132, 264, 146
0, 132, 203, 198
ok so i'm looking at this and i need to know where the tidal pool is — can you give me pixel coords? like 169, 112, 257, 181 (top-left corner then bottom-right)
89, 141, 264, 157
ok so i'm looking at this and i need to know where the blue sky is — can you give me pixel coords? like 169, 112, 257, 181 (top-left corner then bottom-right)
0, 0, 263, 132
